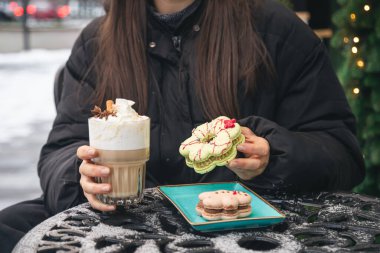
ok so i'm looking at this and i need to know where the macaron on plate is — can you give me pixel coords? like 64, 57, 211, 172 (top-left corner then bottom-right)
157, 182, 285, 232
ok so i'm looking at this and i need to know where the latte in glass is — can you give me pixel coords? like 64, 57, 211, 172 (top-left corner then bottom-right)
88, 99, 150, 206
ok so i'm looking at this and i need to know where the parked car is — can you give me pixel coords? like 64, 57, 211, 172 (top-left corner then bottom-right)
0, 0, 70, 20
28, 0, 70, 20
0, 1, 19, 20
0, 9, 14, 21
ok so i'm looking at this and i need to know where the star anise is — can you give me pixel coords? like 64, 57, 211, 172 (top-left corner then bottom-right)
91, 105, 116, 120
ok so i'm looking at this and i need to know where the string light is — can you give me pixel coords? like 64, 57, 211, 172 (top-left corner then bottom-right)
357, 60, 365, 68
352, 47, 358, 54
353, 88, 360, 94
364, 5, 371, 11
343, 37, 349, 43
353, 37, 360, 43
350, 13, 357, 21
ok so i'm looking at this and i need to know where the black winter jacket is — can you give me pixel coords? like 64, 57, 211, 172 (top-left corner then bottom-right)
38, 0, 365, 214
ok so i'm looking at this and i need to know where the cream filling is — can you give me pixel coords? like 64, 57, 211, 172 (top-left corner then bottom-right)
193, 135, 244, 169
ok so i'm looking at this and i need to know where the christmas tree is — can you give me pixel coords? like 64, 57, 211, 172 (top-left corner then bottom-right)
276, 0, 294, 9
331, 0, 380, 196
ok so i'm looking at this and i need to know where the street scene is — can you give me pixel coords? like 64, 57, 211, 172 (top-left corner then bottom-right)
0, 0, 102, 52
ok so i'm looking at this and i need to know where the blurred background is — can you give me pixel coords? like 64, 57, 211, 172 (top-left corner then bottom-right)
0, 0, 103, 210
0, 0, 379, 210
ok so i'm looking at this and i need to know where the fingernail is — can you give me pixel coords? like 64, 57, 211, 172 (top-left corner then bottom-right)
102, 185, 111, 191
101, 167, 110, 175
87, 149, 96, 155
237, 145, 245, 152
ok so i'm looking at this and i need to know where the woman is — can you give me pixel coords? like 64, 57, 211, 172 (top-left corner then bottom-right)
0, 0, 364, 251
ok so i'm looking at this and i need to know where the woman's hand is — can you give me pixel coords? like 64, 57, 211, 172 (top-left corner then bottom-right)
227, 127, 270, 181
77, 145, 116, 212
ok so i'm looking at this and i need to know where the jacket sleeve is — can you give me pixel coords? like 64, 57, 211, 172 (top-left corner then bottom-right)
38, 29, 96, 214
238, 40, 365, 192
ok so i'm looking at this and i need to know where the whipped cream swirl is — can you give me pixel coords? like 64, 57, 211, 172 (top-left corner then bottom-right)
88, 99, 150, 150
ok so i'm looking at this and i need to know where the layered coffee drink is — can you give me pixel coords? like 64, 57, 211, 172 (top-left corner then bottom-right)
88, 99, 150, 206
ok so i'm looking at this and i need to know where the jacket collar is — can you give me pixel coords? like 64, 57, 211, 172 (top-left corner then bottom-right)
146, 0, 205, 62
147, 0, 202, 34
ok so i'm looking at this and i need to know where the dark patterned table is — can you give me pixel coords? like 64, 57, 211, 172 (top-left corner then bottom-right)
13, 188, 380, 253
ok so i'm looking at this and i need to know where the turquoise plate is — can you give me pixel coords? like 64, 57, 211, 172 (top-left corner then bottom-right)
157, 182, 285, 232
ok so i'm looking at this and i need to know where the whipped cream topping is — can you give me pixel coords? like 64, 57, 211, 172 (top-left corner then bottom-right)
114, 99, 142, 121
89, 99, 150, 150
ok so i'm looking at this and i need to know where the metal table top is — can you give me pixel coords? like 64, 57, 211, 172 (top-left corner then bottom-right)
13, 188, 380, 253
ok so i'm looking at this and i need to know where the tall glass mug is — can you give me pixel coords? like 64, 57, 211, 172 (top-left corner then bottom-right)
88, 99, 150, 206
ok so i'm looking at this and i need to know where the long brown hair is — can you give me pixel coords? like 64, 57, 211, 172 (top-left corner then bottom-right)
95, 0, 272, 119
